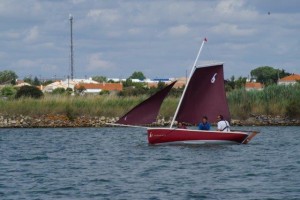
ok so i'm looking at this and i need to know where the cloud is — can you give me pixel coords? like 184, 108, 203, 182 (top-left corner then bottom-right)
167, 25, 190, 37
12, 58, 60, 78
15, 59, 42, 69
216, 0, 244, 15
211, 23, 256, 36
128, 28, 142, 35
0, 51, 7, 59
24, 26, 39, 43
0, 0, 299, 79
0, 30, 21, 39
86, 53, 115, 71
87, 9, 120, 24
72, 0, 85, 4
215, 0, 258, 21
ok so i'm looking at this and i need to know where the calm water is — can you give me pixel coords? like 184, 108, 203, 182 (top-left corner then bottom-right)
0, 126, 299, 200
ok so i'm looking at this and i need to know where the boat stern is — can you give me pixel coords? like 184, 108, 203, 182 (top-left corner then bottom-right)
242, 131, 259, 144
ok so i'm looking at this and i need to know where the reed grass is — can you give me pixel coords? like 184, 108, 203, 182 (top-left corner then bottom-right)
0, 95, 146, 117
1, 84, 299, 119
228, 84, 300, 118
159, 97, 179, 119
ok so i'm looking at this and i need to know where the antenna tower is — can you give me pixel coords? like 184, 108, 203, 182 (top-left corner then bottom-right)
69, 14, 74, 80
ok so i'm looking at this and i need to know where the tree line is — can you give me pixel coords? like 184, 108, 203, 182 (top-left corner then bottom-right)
0, 66, 293, 98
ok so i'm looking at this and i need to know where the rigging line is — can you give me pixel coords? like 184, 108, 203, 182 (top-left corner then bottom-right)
105, 123, 149, 129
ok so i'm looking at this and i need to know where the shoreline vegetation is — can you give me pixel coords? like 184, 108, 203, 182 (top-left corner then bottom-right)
0, 84, 300, 128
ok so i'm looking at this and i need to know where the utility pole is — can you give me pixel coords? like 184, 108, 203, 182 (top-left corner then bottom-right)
69, 14, 74, 80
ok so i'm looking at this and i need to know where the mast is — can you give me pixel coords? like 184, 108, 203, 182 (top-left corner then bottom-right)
69, 14, 74, 80
170, 38, 207, 128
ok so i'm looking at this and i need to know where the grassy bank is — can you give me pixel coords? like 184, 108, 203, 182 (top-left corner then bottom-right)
228, 84, 300, 119
0, 94, 178, 119
0, 95, 145, 117
0, 84, 299, 119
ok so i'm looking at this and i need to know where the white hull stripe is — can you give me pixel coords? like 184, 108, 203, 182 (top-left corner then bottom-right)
152, 140, 239, 145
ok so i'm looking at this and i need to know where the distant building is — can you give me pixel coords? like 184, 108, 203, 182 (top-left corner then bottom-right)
107, 78, 126, 82
278, 74, 300, 85
245, 82, 264, 91
42, 78, 100, 93
74, 83, 123, 94
146, 79, 172, 88
106, 77, 185, 89
145, 77, 186, 88
43, 80, 74, 92
15, 82, 31, 87
71, 78, 99, 84
173, 77, 187, 88
13, 80, 31, 87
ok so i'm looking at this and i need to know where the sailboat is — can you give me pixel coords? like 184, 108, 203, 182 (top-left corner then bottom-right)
113, 38, 258, 145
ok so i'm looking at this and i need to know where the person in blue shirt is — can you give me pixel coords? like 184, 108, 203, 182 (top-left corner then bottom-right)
198, 116, 211, 130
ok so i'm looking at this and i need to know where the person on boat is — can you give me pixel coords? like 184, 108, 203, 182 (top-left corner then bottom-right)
217, 115, 230, 132
177, 122, 187, 129
198, 116, 210, 130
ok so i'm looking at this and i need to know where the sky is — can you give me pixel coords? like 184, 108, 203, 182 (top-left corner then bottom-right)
0, 0, 299, 80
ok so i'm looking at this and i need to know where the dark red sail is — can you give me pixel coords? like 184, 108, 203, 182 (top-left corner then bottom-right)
117, 81, 176, 125
176, 64, 230, 124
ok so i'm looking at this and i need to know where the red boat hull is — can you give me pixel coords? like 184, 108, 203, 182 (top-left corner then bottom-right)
147, 128, 257, 145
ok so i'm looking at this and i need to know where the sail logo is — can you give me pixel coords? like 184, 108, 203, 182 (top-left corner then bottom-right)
211, 73, 217, 83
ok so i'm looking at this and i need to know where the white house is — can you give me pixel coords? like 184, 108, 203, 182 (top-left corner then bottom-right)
278, 74, 300, 85
42, 78, 100, 93
74, 83, 123, 94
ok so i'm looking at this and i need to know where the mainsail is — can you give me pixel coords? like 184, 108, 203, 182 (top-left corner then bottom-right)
116, 81, 176, 125
175, 64, 230, 124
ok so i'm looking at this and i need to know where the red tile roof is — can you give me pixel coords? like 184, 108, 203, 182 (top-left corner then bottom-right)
245, 82, 263, 89
75, 83, 123, 91
279, 74, 300, 82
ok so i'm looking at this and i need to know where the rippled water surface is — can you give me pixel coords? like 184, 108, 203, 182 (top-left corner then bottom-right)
0, 126, 300, 199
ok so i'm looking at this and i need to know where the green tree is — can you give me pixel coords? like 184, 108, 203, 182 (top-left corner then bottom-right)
129, 71, 146, 80
66, 87, 73, 94
15, 85, 43, 99
278, 69, 291, 79
122, 78, 133, 87
42, 80, 54, 86
229, 76, 236, 88
0, 70, 18, 85
157, 81, 166, 90
23, 77, 33, 85
52, 88, 66, 95
92, 76, 107, 83
108, 79, 115, 83
251, 66, 291, 85
225, 76, 246, 91
235, 76, 247, 89
1, 86, 17, 97
225, 76, 235, 91
32, 76, 41, 86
